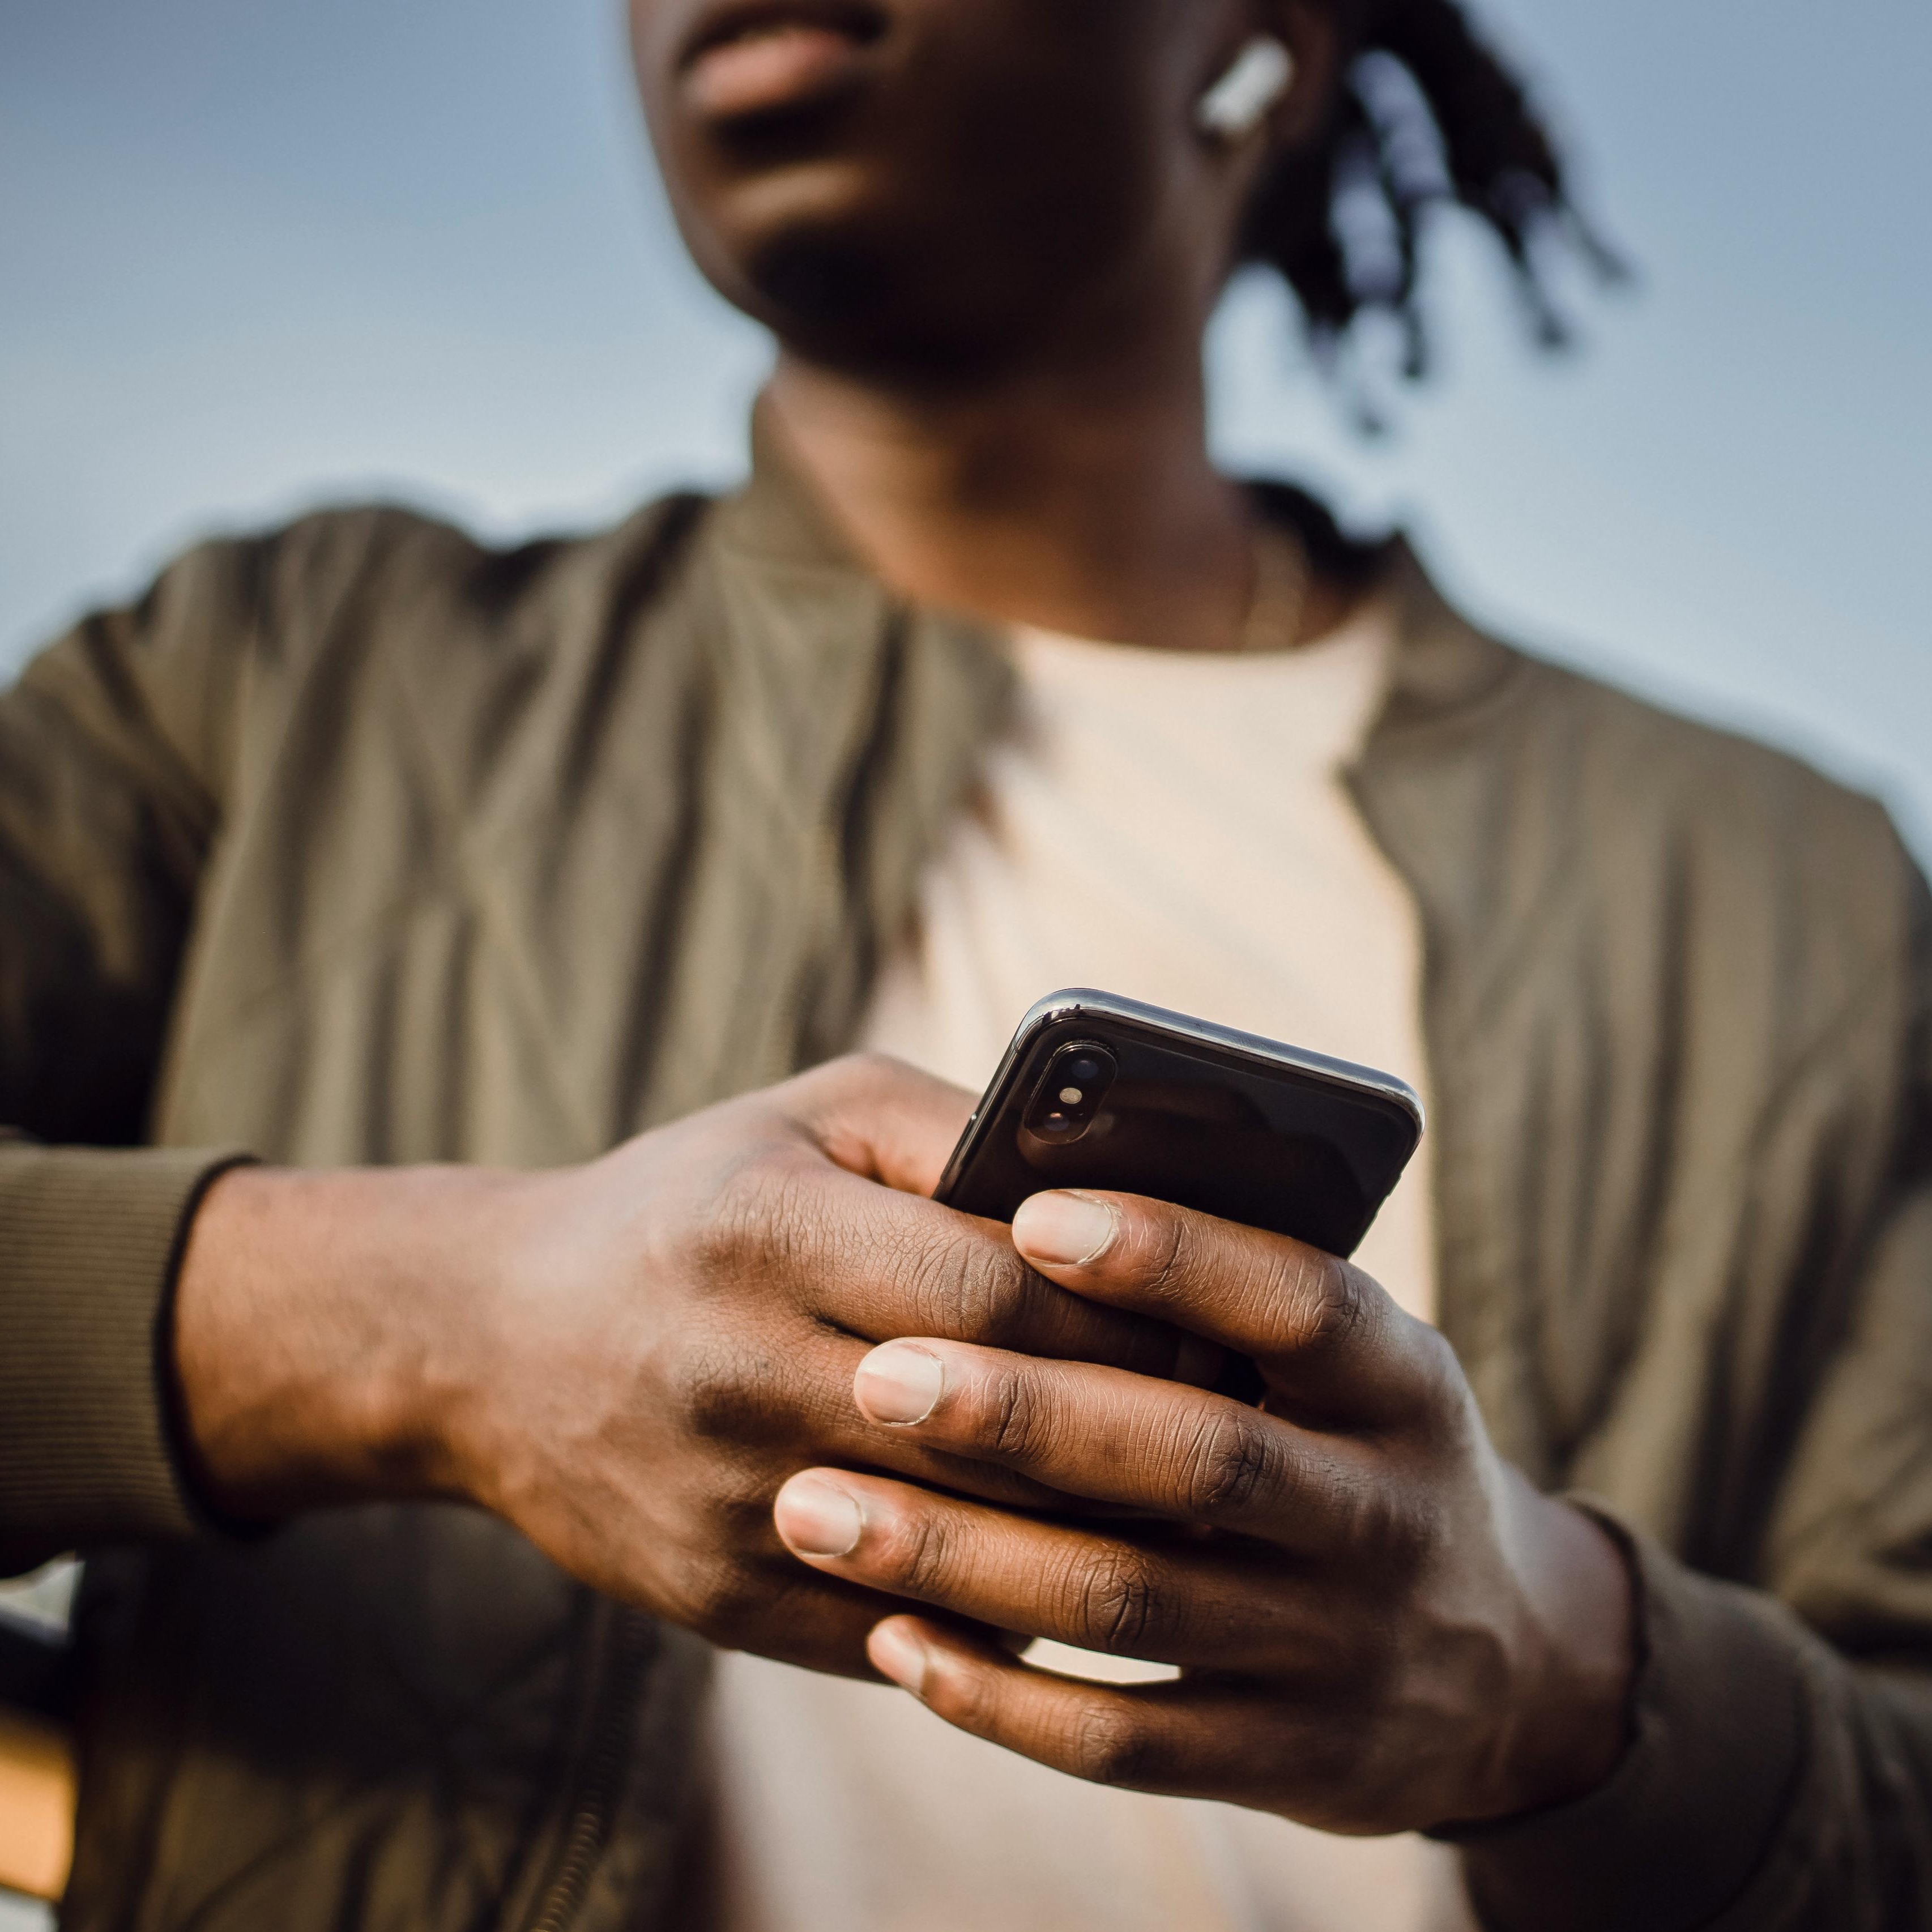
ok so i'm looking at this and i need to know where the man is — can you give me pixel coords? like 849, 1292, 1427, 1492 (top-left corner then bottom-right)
2, 1, 1929, 1927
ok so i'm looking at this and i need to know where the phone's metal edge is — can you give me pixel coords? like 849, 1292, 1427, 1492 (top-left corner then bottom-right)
932, 1005, 1058, 1204
933, 987, 1425, 1205
1021, 988, 1425, 1128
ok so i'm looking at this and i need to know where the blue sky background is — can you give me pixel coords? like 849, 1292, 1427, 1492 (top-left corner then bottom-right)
3, 0, 1927, 860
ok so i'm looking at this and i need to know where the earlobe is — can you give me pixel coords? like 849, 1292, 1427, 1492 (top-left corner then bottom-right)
1195, 35, 1297, 144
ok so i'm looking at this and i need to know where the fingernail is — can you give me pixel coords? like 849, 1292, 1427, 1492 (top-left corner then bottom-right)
869, 1620, 930, 1696
774, 1475, 863, 1558
1013, 1191, 1118, 1267
854, 1342, 946, 1426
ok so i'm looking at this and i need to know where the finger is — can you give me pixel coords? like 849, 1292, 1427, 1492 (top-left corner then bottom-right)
713, 1321, 1138, 1516
731, 1152, 1221, 1387
773, 1468, 1316, 1670
865, 1615, 1261, 1802
781, 1052, 975, 1196
673, 1546, 1012, 1686
1010, 1191, 1445, 1426
850, 1339, 1381, 1550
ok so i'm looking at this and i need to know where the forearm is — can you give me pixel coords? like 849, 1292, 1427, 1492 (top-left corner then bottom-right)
170, 1163, 537, 1523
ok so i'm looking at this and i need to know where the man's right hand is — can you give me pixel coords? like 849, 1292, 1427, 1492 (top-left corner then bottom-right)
170, 1055, 1212, 1676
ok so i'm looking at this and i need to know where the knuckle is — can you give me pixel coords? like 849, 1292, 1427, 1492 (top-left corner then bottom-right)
1318, 1259, 1373, 1346
1181, 1408, 1276, 1521
663, 1336, 760, 1444
1394, 1492, 1451, 1573
1333, 1467, 1438, 1579
1132, 1212, 1193, 1307
707, 1458, 777, 1531
1272, 1246, 1365, 1352
686, 1146, 813, 1286
912, 1238, 1033, 1350
1286, 1713, 1374, 1797
984, 1368, 1044, 1464
1415, 1320, 1458, 1375
675, 1187, 748, 1286
682, 1555, 763, 1637
1068, 1701, 1153, 1788
919, 1236, 991, 1333
1073, 1546, 1164, 1656
922, 1649, 1000, 1735
878, 1506, 952, 1598
961, 1260, 1035, 1351
1414, 1326, 1470, 1422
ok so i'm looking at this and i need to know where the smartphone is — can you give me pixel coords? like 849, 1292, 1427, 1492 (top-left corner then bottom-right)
934, 988, 1422, 1258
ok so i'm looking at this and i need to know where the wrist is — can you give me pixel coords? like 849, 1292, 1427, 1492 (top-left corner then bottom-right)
171, 1162, 534, 1521
1475, 1481, 1638, 1826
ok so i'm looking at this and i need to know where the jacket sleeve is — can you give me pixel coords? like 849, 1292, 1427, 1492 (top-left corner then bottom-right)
1454, 863, 1932, 1932
0, 539, 271, 1573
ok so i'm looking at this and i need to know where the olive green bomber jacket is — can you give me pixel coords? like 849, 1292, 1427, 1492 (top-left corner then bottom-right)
2, 438, 1931, 1932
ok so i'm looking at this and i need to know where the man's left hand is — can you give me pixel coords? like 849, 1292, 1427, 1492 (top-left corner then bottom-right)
771, 1187, 1636, 1835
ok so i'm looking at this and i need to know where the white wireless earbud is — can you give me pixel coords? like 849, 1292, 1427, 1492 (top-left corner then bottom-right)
1195, 35, 1296, 144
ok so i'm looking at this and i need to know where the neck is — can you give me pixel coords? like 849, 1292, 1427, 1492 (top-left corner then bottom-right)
762, 336, 1266, 652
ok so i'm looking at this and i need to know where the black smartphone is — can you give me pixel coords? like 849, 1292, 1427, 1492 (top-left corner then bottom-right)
934, 988, 1423, 1258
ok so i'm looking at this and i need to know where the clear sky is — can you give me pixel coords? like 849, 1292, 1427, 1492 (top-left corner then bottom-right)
3, 0, 1927, 860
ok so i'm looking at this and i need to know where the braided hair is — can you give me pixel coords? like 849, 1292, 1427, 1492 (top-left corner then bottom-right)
1242, 0, 1625, 382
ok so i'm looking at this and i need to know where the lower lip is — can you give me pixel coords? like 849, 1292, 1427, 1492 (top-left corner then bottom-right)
684, 25, 869, 120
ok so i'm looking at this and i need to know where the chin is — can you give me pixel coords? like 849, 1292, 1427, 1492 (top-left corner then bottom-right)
689, 185, 1033, 382
686, 164, 890, 319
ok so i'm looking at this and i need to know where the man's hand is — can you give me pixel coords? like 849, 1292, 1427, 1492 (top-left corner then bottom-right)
771, 1187, 1637, 1832
170, 1059, 1210, 1677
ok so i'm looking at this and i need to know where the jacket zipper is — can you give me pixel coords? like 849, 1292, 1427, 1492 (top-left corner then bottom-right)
523, 1605, 658, 1932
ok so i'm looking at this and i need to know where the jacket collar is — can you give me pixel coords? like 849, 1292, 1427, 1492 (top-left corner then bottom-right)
709, 399, 872, 572
1372, 539, 1526, 742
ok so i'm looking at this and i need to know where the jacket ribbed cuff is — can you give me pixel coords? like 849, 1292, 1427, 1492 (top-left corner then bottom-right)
1439, 1505, 1806, 1932
0, 1143, 254, 1570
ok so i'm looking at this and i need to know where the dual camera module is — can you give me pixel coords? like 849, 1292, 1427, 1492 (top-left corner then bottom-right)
1023, 1041, 1119, 1144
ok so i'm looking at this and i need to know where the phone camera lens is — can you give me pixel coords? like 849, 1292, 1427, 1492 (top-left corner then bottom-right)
1024, 1043, 1118, 1144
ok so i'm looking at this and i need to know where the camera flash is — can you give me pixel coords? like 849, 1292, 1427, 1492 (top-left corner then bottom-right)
1060, 1086, 1084, 1104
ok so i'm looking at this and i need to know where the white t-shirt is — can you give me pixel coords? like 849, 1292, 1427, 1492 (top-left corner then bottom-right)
701, 600, 1475, 1932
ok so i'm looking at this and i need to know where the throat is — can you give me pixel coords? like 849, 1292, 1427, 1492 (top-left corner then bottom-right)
759, 362, 1273, 653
